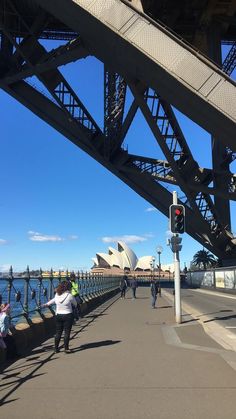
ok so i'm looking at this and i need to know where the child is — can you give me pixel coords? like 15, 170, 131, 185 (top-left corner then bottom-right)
0, 303, 11, 349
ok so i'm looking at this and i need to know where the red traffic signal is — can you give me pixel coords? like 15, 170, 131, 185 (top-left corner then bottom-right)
169, 204, 185, 234
174, 208, 181, 216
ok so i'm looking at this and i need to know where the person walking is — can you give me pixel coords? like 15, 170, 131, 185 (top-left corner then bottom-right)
120, 274, 128, 299
43, 281, 77, 353
130, 276, 138, 299
150, 279, 158, 308
69, 272, 82, 322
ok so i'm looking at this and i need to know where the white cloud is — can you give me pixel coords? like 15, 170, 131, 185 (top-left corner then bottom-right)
145, 207, 157, 212
0, 264, 11, 272
28, 231, 64, 242
68, 235, 78, 240
102, 235, 148, 244
0, 239, 7, 245
144, 233, 154, 238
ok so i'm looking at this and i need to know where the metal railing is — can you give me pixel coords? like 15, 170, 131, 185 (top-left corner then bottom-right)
0, 266, 120, 324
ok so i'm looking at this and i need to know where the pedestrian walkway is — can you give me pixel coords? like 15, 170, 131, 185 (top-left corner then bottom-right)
1, 287, 236, 419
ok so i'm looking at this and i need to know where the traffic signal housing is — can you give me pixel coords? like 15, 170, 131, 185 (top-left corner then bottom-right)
170, 236, 182, 252
170, 204, 185, 234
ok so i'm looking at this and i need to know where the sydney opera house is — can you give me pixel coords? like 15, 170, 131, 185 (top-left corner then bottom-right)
92, 241, 157, 273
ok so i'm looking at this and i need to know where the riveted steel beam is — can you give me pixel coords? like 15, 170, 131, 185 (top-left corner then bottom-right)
1, 38, 89, 84
103, 70, 127, 158
127, 154, 236, 200
127, 82, 235, 248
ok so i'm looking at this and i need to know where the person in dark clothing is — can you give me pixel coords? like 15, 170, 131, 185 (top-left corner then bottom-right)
130, 276, 138, 299
150, 279, 158, 308
120, 275, 128, 299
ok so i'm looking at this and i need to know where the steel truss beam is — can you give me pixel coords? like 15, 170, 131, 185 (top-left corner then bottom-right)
1, 77, 235, 258
223, 42, 236, 76
103, 70, 127, 158
32, 0, 236, 151
0, 0, 236, 261
1, 38, 89, 84
128, 83, 236, 227
129, 155, 236, 200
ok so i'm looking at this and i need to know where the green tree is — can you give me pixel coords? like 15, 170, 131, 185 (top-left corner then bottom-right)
191, 249, 217, 270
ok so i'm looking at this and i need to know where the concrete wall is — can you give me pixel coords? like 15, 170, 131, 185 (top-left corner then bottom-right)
0, 287, 119, 365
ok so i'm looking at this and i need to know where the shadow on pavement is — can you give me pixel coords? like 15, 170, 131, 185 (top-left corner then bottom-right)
72, 339, 121, 352
0, 295, 120, 407
203, 313, 236, 323
158, 305, 172, 309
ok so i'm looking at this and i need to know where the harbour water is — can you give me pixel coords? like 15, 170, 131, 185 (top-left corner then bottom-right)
0, 275, 116, 323
0, 278, 59, 323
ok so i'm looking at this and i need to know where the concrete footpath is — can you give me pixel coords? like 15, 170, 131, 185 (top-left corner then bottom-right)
1, 287, 236, 419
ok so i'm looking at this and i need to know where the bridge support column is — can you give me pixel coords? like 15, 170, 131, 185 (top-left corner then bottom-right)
208, 21, 231, 232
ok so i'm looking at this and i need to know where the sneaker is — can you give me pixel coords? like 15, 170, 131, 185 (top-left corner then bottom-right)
64, 349, 72, 354
54, 348, 60, 353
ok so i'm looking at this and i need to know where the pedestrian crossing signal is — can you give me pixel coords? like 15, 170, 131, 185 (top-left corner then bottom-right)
169, 204, 185, 234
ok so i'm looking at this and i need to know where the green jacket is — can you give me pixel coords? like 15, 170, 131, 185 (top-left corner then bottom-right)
70, 281, 79, 297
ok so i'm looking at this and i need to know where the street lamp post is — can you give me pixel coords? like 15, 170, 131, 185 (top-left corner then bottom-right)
150, 256, 155, 282
156, 246, 163, 296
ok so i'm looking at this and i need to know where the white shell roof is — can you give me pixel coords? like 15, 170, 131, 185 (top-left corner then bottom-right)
135, 256, 153, 270
108, 247, 124, 269
92, 257, 98, 266
94, 242, 154, 271
117, 241, 138, 270
96, 253, 112, 268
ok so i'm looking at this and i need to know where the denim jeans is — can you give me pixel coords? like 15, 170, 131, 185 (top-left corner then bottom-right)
132, 288, 136, 298
151, 294, 157, 308
121, 287, 127, 298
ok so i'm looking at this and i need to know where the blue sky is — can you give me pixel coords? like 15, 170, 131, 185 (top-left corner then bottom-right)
0, 43, 235, 272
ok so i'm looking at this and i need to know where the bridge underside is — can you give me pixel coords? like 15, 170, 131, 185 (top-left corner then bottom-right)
0, 0, 236, 263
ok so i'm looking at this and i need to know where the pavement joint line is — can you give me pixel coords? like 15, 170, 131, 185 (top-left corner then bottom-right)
162, 325, 232, 355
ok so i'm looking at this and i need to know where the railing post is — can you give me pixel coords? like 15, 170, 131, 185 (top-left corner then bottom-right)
24, 265, 30, 316
77, 270, 81, 296
7, 265, 13, 304
100, 273, 103, 293
38, 268, 43, 307
49, 268, 54, 299
85, 271, 88, 296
